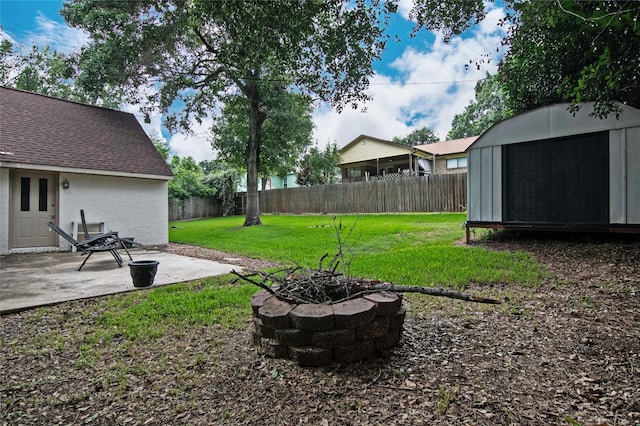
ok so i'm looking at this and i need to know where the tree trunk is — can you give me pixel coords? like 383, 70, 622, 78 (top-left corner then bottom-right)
244, 79, 264, 226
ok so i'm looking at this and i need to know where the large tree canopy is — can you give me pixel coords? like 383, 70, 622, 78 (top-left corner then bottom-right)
408, 0, 640, 118
0, 41, 121, 107
62, 0, 390, 225
447, 72, 512, 139
501, 0, 640, 117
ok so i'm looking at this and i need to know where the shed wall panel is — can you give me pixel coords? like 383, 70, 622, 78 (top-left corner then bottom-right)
491, 147, 502, 222
480, 148, 494, 221
503, 132, 609, 225
609, 129, 626, 223
627, 127, 640, 223
468, 150, 481, 221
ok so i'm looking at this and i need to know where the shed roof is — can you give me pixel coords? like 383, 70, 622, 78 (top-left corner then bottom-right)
469, 102, 640, 150
0, 86, 173, 178
414, 136, 478, 156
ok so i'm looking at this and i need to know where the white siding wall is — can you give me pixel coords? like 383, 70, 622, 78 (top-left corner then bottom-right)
340, 139, 410, 164
0, 168, 10, 253
57, 173, 168, 250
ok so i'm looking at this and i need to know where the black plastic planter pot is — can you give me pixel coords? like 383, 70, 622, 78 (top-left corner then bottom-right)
128, 260, 159, 288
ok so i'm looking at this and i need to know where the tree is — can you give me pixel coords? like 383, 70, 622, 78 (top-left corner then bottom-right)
212, 86, 314, 191
201, 167, 241, 217
168, 156, 213, 201
151, 135, 170, 162
500, 0, 640, 117
408, 0, 488, 42
62, 0, 391, 226
407, 0, 640, 118
296, 143, 341, 186
392, 127, 439, 146
0, 41, 121, 107
447, 72, 512, 139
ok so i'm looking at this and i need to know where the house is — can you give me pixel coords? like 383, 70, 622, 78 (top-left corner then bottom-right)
338, 134, 477, 182
466, 101, 640, 241
236, 172, 300, 192
338, 135, 430, 182
0, 87, 173, 255
414, 136, 478, 174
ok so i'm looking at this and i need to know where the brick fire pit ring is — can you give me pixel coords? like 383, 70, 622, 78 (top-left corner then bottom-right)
251, 290, 406, 366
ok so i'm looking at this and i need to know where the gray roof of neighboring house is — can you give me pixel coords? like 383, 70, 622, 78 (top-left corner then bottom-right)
0, 86, 173, 178
414, 136, 478, 156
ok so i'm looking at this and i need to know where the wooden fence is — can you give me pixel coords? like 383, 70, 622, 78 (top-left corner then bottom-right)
170, 173, 467, 221
169, 196, 223, 221
237, 173, 467, 215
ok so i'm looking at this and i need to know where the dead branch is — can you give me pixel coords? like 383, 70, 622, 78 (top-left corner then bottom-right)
352, 283, 502, 305
232, 268, 501, 305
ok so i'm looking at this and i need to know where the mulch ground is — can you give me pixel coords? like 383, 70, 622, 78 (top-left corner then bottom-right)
1, 233, 639, 425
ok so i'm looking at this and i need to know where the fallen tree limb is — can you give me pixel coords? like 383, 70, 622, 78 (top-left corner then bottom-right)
232, 268, 502, 305
347, 283, 502, 305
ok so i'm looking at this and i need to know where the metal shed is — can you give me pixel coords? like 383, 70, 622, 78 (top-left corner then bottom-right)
465, 102, 640, 241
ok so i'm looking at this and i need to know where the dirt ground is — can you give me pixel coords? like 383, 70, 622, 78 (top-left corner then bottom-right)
1, 234, 639, 425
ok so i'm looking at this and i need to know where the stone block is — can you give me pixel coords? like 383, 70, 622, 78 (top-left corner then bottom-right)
375, 328, 402, 350
333, 298, 376, 328
356, 316, 389, 341
259, 298, 294, 329
334, 340, 375, 364
311, 328, 356, 348
290, 304, 335, 331
253, 317, 275, 339
289, 346, 334, 367
251, 290, 274, 315
364, 291, 402, 316
275, 328, 311, 347
389, 305, 407, 330
260, 338, 289, 358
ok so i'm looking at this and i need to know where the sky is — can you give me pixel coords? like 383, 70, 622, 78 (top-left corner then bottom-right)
0, 0, 506, 162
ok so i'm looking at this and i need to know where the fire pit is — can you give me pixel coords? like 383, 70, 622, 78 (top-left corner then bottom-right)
233, 246, 498, 367
251, 290, 406, 366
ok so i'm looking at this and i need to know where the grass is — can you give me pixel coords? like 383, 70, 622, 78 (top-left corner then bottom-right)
31, 213, 545, 347
67, 278, 256, 345
170, 213, 545, 288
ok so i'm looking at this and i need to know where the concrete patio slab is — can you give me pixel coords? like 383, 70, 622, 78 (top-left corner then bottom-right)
0, 249, 242, 314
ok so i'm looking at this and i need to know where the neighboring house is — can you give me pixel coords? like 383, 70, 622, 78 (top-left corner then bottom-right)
236, 172, 299, 192
414, 136, 478, 174
0, 87, 173, 255
466, 101, 640, 241
339, 134, 477, 182
338, 135, 431, 182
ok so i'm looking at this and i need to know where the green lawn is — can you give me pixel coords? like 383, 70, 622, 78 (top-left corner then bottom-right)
170, 213, 545, 289
28, 213, 547, 348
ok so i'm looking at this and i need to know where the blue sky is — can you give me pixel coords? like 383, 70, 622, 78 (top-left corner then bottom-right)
0, 0, 506, 161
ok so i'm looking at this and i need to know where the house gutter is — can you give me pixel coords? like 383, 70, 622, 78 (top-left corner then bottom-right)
0, 161, 173, 180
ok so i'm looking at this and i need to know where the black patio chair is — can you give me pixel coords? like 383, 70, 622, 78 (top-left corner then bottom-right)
47, 222, 132, 271
79, 209, 143, 253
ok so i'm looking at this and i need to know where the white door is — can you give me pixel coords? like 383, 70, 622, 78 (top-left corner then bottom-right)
10, 171, 58, 248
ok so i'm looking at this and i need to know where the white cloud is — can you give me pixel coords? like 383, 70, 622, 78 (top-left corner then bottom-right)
313, 5, 506, 148
167, 118, 216, 162
23, 13, 89, 54
122, 103, 215, 162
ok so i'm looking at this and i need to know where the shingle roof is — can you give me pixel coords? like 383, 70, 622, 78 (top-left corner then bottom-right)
0, 86, 173, 178
414, 136, 478, 156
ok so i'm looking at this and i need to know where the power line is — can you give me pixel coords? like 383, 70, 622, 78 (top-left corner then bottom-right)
369, 78, 485, 86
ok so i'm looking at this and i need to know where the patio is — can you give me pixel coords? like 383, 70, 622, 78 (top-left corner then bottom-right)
0, 248, 242, 314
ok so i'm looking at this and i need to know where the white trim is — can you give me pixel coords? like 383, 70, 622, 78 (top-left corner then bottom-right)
0, 162, 172, 181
